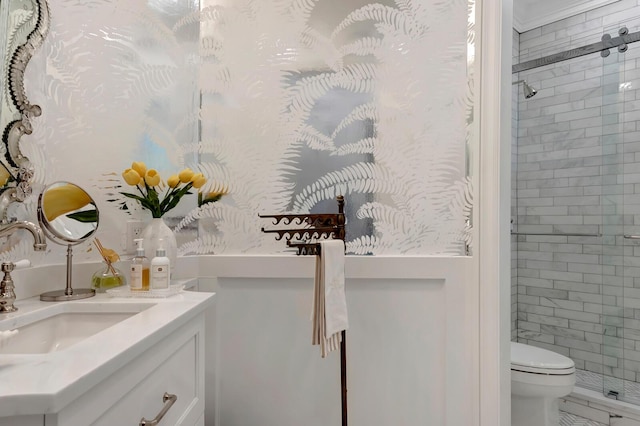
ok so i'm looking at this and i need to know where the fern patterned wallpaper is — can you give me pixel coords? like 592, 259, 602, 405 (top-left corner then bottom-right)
9, 0, 474, 263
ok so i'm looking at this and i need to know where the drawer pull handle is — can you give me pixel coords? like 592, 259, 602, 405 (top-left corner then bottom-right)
140, 392, 177, 426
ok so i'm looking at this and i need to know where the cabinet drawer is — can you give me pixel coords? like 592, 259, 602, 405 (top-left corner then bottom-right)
51, 315, 205, 426
94, 334, 198, 426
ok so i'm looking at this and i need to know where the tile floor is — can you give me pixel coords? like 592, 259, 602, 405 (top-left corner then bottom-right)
559, 411, 606, 426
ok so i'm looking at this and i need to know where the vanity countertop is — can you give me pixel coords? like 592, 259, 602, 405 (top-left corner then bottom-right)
0, 290, 214, 417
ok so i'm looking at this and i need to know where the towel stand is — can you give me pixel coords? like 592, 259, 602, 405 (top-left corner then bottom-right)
259, 195, 348, 426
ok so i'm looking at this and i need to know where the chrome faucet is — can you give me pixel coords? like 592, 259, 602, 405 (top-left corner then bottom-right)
0, 220, 47, 252
0, 221, 47, 312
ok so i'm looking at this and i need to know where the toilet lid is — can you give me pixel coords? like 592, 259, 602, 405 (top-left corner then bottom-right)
511, 342, 574, 371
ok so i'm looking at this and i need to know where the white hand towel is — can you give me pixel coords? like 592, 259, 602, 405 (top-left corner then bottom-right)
0, 329, 18, 349
311, 240, 348, 358
322, 240, 348, 337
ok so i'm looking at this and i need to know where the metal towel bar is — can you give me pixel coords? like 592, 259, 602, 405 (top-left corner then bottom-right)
259, 196, 348, 426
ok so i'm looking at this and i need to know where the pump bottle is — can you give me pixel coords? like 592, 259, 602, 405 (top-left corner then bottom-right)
130, 238, 150, 291
150, 238, 171, 291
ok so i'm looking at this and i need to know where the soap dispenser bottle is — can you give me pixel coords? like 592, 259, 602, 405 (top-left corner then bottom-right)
150, 238, 170, 291
130, 238, 150, 291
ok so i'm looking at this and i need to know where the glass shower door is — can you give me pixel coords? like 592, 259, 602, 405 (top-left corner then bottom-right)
602, 20, 640, 404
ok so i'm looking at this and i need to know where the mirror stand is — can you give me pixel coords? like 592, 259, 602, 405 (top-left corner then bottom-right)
40, 244, 95, 301
37, 182, 99, 302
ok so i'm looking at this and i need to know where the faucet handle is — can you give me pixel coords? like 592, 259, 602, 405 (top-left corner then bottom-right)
0, 262, 16, 313
12, 259, 29, 270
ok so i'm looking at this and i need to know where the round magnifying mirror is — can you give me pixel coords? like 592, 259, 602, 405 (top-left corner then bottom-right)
37, 181, 99, 301
38, 181, 98, 243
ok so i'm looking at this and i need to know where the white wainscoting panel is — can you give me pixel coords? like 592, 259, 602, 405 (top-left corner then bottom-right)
196, 255, 477, 426
347, 278, 446, 425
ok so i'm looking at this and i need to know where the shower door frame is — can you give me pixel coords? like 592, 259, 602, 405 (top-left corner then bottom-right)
600, 18, 640, 405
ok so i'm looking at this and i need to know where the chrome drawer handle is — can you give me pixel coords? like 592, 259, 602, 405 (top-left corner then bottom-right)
140, 392, 177, 426
624, 235, 640, 239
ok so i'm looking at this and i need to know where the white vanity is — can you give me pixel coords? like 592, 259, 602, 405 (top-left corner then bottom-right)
0, 291, 214, 426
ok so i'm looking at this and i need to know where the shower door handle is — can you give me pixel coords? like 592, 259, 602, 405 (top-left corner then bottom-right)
624, 235, 640, 239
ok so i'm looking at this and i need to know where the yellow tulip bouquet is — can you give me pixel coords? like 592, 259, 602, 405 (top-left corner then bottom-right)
120, 162, 207, 218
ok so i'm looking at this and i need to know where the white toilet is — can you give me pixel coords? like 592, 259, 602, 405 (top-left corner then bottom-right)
511, 342, 576, 426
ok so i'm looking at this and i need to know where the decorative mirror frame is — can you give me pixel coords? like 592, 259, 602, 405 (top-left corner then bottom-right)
0, 0, 50, 222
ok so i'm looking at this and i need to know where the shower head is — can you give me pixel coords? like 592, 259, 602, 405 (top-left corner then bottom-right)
522, 81, 537, 98
512, 80, 537, 99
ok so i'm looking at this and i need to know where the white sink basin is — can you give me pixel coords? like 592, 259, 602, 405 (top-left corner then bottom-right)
0, 302, 155, 355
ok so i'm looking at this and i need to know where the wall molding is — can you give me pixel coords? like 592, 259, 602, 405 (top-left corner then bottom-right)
12, 255, 473, 300
196, 255, 473, 280
478, 0, 511, 424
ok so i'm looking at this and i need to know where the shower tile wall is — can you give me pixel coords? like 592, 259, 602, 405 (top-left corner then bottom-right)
514, 0, 640, 382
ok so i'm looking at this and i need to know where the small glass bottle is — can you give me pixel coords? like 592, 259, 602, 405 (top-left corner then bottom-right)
130, 238, 150, 291
91, 262, 126, 292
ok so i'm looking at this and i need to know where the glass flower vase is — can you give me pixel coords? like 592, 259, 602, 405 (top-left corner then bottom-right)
91, 262, 126, 292
141, 218, 177, 272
